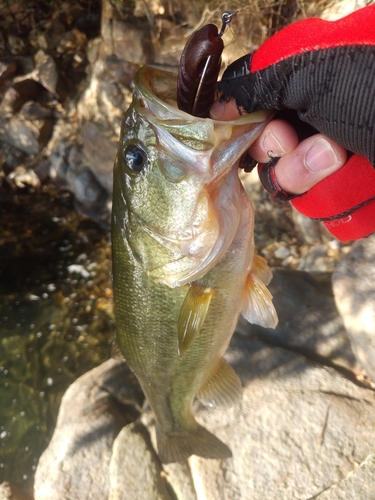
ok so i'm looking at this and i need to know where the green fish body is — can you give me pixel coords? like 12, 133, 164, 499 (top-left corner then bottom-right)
112, 67, 277, 463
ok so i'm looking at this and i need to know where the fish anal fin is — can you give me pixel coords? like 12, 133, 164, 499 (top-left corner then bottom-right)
156, 424, 232, 464
241, 269, 278, 328
178, 283, 214, 356
197, 358, 243, 409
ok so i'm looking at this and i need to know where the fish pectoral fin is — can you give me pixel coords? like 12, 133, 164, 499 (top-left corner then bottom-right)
178, 283, 214, 356
241, 263, 278, 328
251, 254, 274, 285
156, 424, 232, 464
197, 358, 243, 409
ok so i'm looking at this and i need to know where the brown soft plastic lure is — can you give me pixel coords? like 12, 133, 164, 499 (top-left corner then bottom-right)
177, 12, 236, 117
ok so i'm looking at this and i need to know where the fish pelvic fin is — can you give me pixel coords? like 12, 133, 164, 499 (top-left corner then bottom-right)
156, 424, 232, 464
178, 283, 214, 356
241, 254, 278, 328
197, 357, 242, 409
111, 341, 125, 360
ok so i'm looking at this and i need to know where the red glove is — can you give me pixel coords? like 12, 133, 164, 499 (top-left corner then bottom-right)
218, 5, 375, 242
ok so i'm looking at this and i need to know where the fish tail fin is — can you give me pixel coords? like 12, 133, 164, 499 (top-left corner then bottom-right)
156, 424, 232, 464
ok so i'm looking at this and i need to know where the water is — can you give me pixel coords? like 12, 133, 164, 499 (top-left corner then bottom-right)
0, 184, 115, 493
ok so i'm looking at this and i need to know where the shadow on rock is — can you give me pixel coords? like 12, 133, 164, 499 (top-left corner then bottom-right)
238, 269, 359, 374
34, 358, 144, 500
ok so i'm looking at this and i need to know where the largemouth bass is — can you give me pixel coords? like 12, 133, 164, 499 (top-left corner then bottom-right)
112, 66, 278, 463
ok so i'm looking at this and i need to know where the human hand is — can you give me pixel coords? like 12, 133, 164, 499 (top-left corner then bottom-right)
214, 5, 375, 242
210, 99, 347, 195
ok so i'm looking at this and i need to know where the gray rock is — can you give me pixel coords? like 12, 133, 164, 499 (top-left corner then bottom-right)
13, 50, 58, 98
20, 101, 55, 120
242, 269, 358, 371
298, 244, 336, 272
333, 234, 375, 381
0, 53, 58, 159
47, 140, 111, 223
81, 121, 118, 193
77, 56, 134, 136
273, 245, 291, 259
182, 336, 375, 500
112, 20, 154, 64
34, 358, 144, 500
109, 422, 173, 500
291, 207, 329, 245
0, 117, 40, 155
34, 337, 375, 499
162, 461, 197, 500
66, 164, 107, 206
100, 6, 154, 65
2, 78, 51, 117
316, 453, 375, 499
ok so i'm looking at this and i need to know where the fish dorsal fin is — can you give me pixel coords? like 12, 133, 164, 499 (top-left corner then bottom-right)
241, 255, 278, 328
178, 283, 214, 356
197, 357, 243, 409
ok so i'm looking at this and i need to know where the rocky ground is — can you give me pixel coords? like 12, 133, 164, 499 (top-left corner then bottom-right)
0, 0, 375, 499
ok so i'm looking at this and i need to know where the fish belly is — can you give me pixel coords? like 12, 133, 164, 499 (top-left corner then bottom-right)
112, 186, 253, 463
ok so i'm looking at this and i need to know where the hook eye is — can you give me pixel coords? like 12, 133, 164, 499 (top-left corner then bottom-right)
219, 11, 237, 37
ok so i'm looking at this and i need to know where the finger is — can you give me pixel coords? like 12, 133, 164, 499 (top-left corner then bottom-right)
210, 102, 299, 159
210, 101, 348, 196
248, 119, 299, 162
210, 99, 240, 120
272, 134, 348, 195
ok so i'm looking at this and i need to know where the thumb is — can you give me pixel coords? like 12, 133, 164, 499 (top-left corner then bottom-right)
269, 134, 347, 195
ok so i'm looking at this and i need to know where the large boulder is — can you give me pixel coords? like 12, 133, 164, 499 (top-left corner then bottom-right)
34, 358, 144, 500
332, 234, 375, 381
34, 336, 375, 499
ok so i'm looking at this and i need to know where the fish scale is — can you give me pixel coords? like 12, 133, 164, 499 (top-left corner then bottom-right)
112, 66, 278, 463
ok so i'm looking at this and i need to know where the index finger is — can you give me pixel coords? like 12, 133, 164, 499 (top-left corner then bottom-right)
210, 100, 298, 162
210, 99, 241, 120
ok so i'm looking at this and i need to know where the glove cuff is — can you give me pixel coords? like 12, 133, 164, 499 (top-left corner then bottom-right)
291, 155, 375, 241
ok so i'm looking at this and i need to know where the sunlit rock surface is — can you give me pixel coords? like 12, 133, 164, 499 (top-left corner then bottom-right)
34, 336, 375, 500
34, 358, 144, 500
244, 270, 359, 372
333, 234, 375, 381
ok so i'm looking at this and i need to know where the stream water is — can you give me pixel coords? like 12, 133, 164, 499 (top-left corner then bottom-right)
0, 183, 114, 493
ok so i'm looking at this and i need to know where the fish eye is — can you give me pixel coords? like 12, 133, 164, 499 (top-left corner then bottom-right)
123, 144, 147, 173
